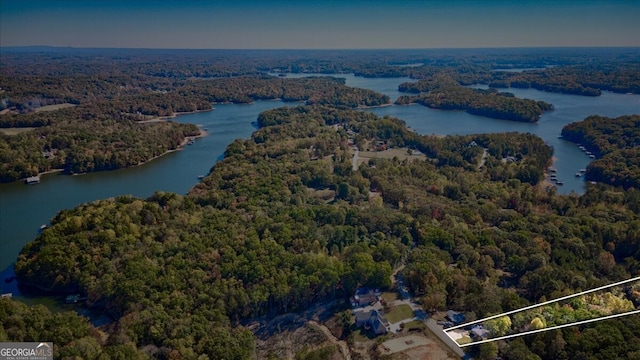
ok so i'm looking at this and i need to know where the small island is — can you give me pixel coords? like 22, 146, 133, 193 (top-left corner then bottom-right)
396, 77, 553, 123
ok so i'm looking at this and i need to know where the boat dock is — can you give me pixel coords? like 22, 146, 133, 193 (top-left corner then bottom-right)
25, 175, 40, 184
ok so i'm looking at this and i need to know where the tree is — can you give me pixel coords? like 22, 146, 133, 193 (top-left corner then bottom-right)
478, 342, 499, 360
422, 288, 447, 312
530, 317, 546, 330
485, 316, 512, 337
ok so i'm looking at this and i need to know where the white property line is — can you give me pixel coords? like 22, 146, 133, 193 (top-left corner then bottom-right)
445, 275, 640, 332
457, 309, 640, 347
442, 322, 459, 345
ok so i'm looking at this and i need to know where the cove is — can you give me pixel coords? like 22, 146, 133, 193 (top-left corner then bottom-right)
0, 100, 301, 273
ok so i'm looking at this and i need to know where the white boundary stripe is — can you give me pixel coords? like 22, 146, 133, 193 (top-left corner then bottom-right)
443, 324, 455, 342
445, 276, 640, 332
457, 309, 640, 347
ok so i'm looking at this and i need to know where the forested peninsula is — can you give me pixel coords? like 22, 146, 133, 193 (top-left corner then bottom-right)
396, 77, 553, 122
2, 49, 638, 182
8, 103, 640, 359
0, 75, 388, 182
562, 114, 640, 189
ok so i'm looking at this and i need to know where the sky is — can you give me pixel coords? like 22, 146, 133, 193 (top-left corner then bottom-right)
1, 0, 638, 49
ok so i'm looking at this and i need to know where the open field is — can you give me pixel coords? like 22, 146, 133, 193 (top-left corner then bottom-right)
381, 292, 398, 304
386, 304, 414, 323
402, 320, 426, 331
358, 147, 425, 161
355, 147, 426, 168
34, 103, 76, 112
0, 127, 36, 135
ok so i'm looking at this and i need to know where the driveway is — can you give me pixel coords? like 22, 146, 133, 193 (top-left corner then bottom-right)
425, 318, 465, 358
352, 147, 359, 170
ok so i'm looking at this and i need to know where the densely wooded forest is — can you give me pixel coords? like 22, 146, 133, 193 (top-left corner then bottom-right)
0, 75, 388, 182
2, 49, 637, 182
561, 114, 640, 189
2, 49, 639, 359
9, 103, 640, 359
396, 76, 553, 122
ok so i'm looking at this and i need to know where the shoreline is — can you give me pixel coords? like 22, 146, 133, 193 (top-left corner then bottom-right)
357, 102, 393, 109
137, 108, 215, 124
9, 109, 212, 184
540, 157, 559, 190
137, 128, 208, 166
19, 168, 65, 183
38, 168, 64, 177
17, 128, 209, 183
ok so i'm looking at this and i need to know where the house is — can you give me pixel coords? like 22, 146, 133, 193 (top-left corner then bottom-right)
354, 309, 389, 335
370, 317, 388, 335
375, 141, 387, 151
446, 310, 466, 325
470, 325, 489, 340
354, 310, 373, 327
351, 288, 380, 308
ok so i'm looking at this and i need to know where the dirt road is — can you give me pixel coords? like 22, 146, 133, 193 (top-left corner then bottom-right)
309, 320, 352, 360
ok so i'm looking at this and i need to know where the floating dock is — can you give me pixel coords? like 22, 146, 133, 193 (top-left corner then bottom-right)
25, 175, 40, 184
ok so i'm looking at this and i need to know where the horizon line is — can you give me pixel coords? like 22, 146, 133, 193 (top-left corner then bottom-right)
2, 45, 640, 52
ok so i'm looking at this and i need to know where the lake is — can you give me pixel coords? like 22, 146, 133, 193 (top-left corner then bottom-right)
1, 74, 638, 308
0, 101, 300, 271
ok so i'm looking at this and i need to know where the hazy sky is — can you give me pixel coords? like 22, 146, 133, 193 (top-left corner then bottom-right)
1, 0, 638, 49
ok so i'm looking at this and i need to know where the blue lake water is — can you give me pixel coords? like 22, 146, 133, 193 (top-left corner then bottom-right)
1, 74, 638, 309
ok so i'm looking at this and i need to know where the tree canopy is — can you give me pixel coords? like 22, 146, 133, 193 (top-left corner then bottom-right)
562, 114, 640, 189
11, 104, 640, 359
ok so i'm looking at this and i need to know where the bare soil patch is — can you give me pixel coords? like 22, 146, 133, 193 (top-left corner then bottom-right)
379, 334, 455, 359
380, 334, 430, 354
400, 343, 456, 360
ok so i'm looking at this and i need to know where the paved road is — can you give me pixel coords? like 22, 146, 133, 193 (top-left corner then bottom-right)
425, 318, 465, 358
352, 148, 359, 171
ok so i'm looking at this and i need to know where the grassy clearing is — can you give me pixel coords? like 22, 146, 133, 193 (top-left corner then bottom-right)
381, 292, 398, 304
34, 103, 76, 112
0, 127, 36, 135
351, 327, 375, 342
359, 148, 422, 160
356, 147, 426, 169
308, 188, 335, 201
386, 304, 414, 323
402, 320, 426, 331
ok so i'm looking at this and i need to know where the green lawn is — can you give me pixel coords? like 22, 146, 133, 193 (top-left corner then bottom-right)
351, 327, 376, 342
381, 292, 398, 304
402, 320, 426, 331
386, 304, 414, 323
0, 127, 36, 135
34, 103, 76, 112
